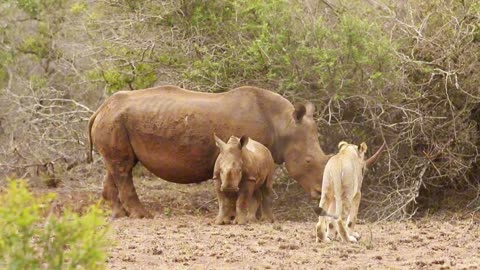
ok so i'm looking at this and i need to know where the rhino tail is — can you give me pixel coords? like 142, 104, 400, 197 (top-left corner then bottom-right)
87, 104, 104, 163
86, 113, 95, 163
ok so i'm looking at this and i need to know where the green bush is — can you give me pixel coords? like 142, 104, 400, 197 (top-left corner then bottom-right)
0, 180, 110, 270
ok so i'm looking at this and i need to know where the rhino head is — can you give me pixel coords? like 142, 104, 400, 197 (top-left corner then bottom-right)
278, 103, 385, 199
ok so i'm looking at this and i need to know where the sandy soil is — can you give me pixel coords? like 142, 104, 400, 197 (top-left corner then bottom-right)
30, 173, 480, 270
106, 215, 480, 270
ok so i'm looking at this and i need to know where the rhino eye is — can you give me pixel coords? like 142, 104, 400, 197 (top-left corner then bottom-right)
305, 157, 312, 164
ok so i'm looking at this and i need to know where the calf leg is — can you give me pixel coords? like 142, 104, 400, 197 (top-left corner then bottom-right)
234, 180, 255, 225
255, 190, 263, 220
260, 174, 275, 223
226, 194, 237, 221
247, 190, 261, 223
214, 179, 234, 225
102, 172, 128, 218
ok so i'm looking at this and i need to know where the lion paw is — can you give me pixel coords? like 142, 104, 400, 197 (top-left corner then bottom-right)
348, 235, 358, 242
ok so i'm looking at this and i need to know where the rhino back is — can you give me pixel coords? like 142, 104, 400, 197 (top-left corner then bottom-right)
242, 139, 275, 185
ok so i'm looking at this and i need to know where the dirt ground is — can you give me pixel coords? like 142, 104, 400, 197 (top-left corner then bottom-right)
106, 215, 480, 270
30, 172, 480, 270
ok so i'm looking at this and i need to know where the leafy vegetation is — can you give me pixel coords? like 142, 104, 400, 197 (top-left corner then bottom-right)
0, 180, 110, 270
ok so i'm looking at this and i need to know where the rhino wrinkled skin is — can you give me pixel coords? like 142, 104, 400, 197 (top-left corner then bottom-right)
213, 135, 275, 225
87, 85, 381, 218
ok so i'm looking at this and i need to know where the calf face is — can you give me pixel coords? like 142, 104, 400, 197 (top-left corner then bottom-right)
214, 135, 249, 192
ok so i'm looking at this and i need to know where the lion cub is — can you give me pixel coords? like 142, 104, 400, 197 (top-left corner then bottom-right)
316, 141, 368, 243
213, 134, 275, 225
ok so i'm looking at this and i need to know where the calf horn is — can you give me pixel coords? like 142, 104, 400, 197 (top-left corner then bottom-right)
365, 142, 386, 168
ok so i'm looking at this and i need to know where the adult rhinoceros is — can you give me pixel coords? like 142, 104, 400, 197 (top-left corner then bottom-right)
87, 85, 384, 218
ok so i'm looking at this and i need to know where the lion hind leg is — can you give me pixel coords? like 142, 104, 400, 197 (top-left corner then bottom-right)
334, 195, 356, 242
316, 195, 332, 243
347, 192, 362, 240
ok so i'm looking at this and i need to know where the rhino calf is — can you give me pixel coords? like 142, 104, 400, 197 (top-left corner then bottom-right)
316, 141, 369, 243
213, 134, 275, 225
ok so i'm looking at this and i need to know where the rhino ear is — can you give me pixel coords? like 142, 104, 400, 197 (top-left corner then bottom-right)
293, 102, 315, 122
239, 135, 249, 149
214, 134, 226, 150
293, 104, 307, 122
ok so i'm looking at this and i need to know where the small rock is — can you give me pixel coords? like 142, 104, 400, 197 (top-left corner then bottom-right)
432, 259, 445, 265
339, 253, 349, 259
273, 224, 282, 231
121, 255, 136, 262
279, 244, 300, 250
152, 247, 163, 255
415, 261, 427, 268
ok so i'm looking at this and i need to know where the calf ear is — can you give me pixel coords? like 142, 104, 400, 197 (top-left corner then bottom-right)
214, 134, 226, 150
359, 142, 368, 154
239, 135, 249, 149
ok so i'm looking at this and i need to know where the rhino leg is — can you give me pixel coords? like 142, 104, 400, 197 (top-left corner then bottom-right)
106, 159, 152, 219
102, 172, 128, 218
214, 180, 234, 225
118, 168, 152, 219
247, 190, 261, 223
226, 196, 236, 221
260, 174, 275, 223
234, 180, 255, 225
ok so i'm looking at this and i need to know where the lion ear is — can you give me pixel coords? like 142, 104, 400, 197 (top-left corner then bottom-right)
359, 142, 368, 154
338, 141, 348, 150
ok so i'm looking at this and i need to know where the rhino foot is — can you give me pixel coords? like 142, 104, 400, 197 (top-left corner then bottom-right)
129, 208, 153, 219
233, 217, 247, 225
246, 215, 258, 223
111, 209, 129, 219
261, 215, 275, 223
214, 217, 226, 225
215, 214, 233, 225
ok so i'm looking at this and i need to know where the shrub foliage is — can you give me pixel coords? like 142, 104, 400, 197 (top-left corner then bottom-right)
0, 180, 110, 269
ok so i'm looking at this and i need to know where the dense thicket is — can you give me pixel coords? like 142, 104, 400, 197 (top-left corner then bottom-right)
1, 0, 479, 219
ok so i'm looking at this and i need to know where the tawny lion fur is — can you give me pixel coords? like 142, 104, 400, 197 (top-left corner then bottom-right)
316, 141, 368, 243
